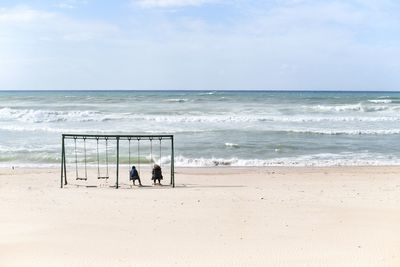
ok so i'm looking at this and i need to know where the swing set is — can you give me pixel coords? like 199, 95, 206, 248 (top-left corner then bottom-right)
60, 134, 175, 188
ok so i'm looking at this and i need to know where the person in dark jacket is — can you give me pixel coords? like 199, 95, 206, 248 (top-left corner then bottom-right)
151, 164, 163, 185
130, 166, 142, 186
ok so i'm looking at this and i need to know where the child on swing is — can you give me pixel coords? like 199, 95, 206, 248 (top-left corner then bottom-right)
151, 164, 163, 185
130, 166, 142, 186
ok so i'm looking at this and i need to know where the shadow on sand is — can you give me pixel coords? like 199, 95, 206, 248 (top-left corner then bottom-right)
65, 183, 245, 190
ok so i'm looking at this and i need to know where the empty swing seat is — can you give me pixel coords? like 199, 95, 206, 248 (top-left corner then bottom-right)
74, 137, 88, 181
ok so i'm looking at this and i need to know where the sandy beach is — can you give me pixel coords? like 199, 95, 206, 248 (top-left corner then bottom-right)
1, 166, 399, 267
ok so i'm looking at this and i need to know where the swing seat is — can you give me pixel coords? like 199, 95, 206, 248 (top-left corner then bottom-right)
97, 176, 109, 180
76, 177, 88, 181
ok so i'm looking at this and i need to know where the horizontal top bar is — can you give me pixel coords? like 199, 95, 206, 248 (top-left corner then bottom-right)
62, 134, 173, 140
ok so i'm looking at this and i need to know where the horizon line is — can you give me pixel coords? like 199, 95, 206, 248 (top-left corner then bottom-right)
0, 89, 399, 93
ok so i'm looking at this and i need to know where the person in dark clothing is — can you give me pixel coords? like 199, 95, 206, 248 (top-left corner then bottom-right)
130, 166, 142, 186
151, 164, 163, 185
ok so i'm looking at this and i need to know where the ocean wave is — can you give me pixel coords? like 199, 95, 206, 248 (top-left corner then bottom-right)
163, 98, 189, 103
0, 153, 400, 168
225, 143, 240, 148
0, 125, 95, 133
265, 116, 400, 123
0, 144, 59, 153
0, 124, 209, 134
2, 122, 400, 136
138, 114, 400, 123
171, 154, 400, 167
2, 152, 400, 168
284, 129, 400, 135
309, 103, 394, 112
368, 99, 392, 104
310, 103, 363, 112
198, 91, 216, 95
0, 107, 113, 123
2, 106, 400, 125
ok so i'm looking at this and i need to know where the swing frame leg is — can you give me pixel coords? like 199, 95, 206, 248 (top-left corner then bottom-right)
116, 137, 119, 189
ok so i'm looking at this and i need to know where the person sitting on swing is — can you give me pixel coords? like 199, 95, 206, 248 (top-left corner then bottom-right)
151, 164, 163, 185
130, 166, 142, 186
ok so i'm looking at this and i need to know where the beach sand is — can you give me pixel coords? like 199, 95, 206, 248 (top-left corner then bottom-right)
1, 166, 400, 267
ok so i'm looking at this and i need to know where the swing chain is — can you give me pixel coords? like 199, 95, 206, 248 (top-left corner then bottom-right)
150, 137, 153, 166
74, 137, 78, 179
159, 137, 162, 168
96, 137, 100, 178
74, 136, 88, 181
83, 137, 87, 179
105, 137, 109, 178
128, 137, 131, 167
137, 138, 141, 175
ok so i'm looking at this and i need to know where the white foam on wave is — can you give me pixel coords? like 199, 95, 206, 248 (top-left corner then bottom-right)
309, 103, 393, 113
0, 107, 116, 123
225, 143, 240, 148
137, 114, 400, 123
163, 98, 189, 103
2, 107, 400, 126
310, 103, 363, 112
266, 116, 400, 123
198, 91, 216, 95
2, 122, 400, 136
285, 129, 400, 135
171, 154, 400, 167
368, 99, 392, 104
2, 152, 400, 168
0, 124, 93, 133
0, 124, 209, 134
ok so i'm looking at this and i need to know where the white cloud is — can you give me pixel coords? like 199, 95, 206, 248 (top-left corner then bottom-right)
135, 0, 218, 8
0, 6, 122, 89
0, 6, 55, 22
54, 0, 88, 9
0, 6, 119, 42
55, 3, 75, 9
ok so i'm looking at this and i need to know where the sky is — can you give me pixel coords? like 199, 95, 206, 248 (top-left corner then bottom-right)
0, 0, 399, 90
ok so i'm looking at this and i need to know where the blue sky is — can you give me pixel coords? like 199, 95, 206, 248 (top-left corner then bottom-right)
0, 0, 399, 90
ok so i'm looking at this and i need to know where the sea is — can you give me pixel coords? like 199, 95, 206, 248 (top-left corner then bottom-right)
1, 90, 400, 167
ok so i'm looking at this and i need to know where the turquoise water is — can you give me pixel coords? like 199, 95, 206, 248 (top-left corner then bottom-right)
1, 90, 400, 166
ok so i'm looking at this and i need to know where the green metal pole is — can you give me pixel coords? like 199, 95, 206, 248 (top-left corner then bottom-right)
171, 137, 175, 187
61, 136, 64, 188
64, 144, 67, 185
116, 137, 119, 189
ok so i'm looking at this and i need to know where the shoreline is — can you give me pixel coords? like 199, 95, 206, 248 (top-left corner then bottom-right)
3, 163, 400, 169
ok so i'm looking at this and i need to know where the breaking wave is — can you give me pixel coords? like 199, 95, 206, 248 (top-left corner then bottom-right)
225, 143, 240, 148
3, 153, 400, 168
0, 108, 115, 123
368, 99, 392, 104
172, 154, 400, 167
284, 129, 400, 135
134, 115, 400, 123
2, 106, 400, 125
2, 123, 400, 136
309, 103, 394, 112
163, 98, 189, 103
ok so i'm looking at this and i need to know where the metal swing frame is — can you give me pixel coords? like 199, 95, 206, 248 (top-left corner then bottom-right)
61, 134, 175, 189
